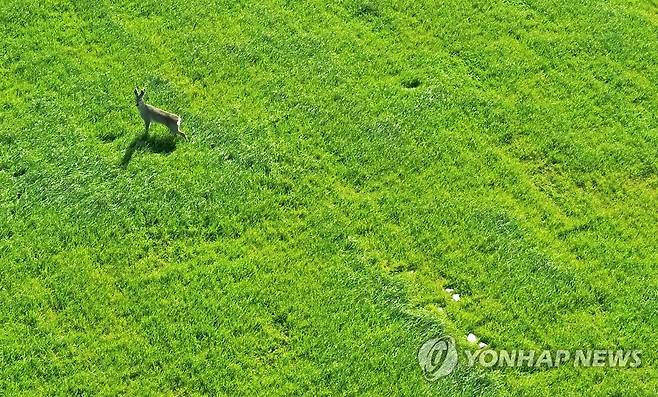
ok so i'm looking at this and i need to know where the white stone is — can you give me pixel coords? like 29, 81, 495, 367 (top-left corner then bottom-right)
478, 342, 488, 349
444, 288, 454, 293
451, 294, 461, 301
467, 333, 477, 343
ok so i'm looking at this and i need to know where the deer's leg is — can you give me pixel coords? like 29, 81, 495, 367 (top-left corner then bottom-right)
144, 120, 150, 134
173, 119, 186, 140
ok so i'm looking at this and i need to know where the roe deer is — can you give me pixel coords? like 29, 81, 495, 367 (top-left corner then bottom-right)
134, 87, 187, 140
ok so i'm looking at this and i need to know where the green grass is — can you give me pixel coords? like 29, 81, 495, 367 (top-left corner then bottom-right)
1, 0, 658, 395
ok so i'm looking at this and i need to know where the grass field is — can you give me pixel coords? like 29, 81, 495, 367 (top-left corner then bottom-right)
1, 0, 658, 395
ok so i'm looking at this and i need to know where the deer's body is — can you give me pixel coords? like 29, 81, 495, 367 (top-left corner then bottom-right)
134, 87, 187, 139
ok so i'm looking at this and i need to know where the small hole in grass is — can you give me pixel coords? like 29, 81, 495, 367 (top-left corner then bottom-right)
273, 314, 291, 341
0, 134, 13, 145
195, 330, 210, 342
99, 132, 120, 143
401, 78, 421, 89
12, 168, 26, 178
355, 3, 380, 17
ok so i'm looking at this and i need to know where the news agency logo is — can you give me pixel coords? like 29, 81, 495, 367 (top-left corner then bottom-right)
418, 334, 642, 382
417, 336, 459, 380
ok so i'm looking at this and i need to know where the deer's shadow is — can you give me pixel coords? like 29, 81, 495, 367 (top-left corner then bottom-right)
121, 132, 177, 167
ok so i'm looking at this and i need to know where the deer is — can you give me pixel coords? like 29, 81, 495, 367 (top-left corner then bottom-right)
134, 87, 187, 140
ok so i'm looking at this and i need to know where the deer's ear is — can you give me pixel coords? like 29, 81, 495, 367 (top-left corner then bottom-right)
134, 87, 139, 96
140, 89, 146, 97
